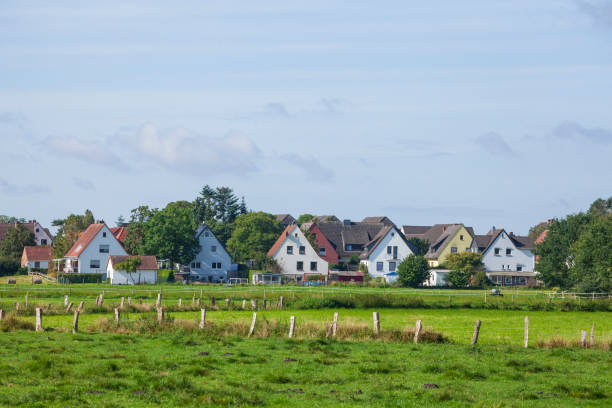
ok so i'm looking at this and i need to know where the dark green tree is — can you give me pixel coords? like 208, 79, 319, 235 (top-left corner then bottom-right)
124, 206, 157, 255
192, 185, 244, 245
297, 214, 315, 224
226, 212, 282, 264
407, 237, 430, 256
446, 270, 470, 288
443, 252, 484, 288
397, 255, 430, 287
52, 210, 95, 257
588, 197, 612, 218
0, 225, 35, 260
0, 215, 26, 223
570, 216, 612, 293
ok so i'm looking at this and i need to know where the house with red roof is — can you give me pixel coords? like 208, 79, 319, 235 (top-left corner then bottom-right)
267, 224, 328, 282
110, 226, 128, 244
55, 223, 127, 275
21, 246, 53, 271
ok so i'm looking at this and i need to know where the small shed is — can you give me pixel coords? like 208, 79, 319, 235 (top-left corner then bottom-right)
252, 273, 282, 284
107, 255, 158, 285
329, 270, 364, 283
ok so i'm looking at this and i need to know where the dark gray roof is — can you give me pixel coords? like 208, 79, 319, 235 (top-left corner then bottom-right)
313, 215, 341, 223
478, 228, 535, 252
275, 214, 296, 226
361, 216, 396, 227
316, 221, 384, 259
401, 225, 431, 235
402, 224, 476, 259
359, 225, 417, 259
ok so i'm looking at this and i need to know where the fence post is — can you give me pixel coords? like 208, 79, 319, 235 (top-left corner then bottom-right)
64, 295, 69, 308
524, 316, 529, 348
99, 294, 104, 306
192, 294, 196, 306
289, 316, 295, 338
72, 311, 79, 334
471, 320, 481, 345
120, 297, 125, 309
248, 312, 257, 337
484, 292, 487, 304
66, 302, 73, 312
127, 297, 132, 306
178, 298, 182, 307
414, 320, 422, 344
0, 310, 4, 320
114, 308, 120, 323
580, 330, 587, 348
15, 302, 19, 311
590, 323, 595, 347
199, 309, 206, 329
35, 308, 42, 332
373, 312, 380, 335
211, 296, 216, 308
263, 299, 268, 309
78, 301, 84, 312
197, 298, 201, 307
279, 296, 284, 309
139, 298, 142, 305
200, 289, 203, 298
225, 298, 230, 309
242, 300, 246, 309
156, 292, 162, 308
332, 312, 339, 337
251, 299, 258, 310
157, 308, 164, 323
95, 295, 99, 306
25, 293, 28, 308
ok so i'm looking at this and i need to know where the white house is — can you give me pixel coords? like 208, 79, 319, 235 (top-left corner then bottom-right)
56, 223, 127, 276
21, 246, 53, 272
0, 220, 54, 246
359, 225, 416, 283
107, 255, 158, 285
188, 223, 232, 283
476, 228, 536, 286
267, 224, 328, 281
423, 269, 451, 286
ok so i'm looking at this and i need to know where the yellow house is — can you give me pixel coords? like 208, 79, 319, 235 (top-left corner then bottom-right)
401, 224, 477, 267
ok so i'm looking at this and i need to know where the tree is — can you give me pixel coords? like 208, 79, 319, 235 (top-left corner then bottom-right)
116, 215, 126, 226
116, 257, 142, 284
192, 185, 244, 245
397, 255, 430, 287
588, 197, 612, 218
447, 270, 470, 288
304, 230, 319, 253
124, 206, 157, 255
52, 210, 95, 257
444, 252, 484, 288
297, 214, 315, 224
570, 216, 612, 293
0, 225, 35, 260
0, 215, 25, 223
143, 202, 200, 268
407, 237, 430, 256
226, 212, 282, 265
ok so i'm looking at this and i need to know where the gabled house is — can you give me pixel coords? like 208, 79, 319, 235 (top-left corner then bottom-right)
275, 214, 297, 228
21, 246, 53, 272
313, 219, 386, 264
475, 227, 536, 286
359, 225, 416, 283
267, 224, 328, 281
56, 223, 127, 275
188, 223, 231, 283
0, 220, 54, 246
361, 216, 396, 227
402, 224, 478, 267
110, 226, 128, 244
107, 255, 158, 285
301, 222, 339, 265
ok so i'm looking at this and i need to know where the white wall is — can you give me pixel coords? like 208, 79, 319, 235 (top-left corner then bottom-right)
423, 269, 450, 286
33, 222, 53, 246
189, 226, 232, 282
107, 263, 157, 285
481, 231, 535, 273
271, 227, 328, 277
25, 260, 49, 271
362, 229, 414, 278
76, 225, 127, 275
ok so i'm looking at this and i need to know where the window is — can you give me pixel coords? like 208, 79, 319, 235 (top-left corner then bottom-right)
310, 261, 317, 271
90, 259, 100, 269
218, 263, 222, 269
34, 261, 40, 268
346, 244, 352, 251
450, 247, 457, 253
387, 246, 392, 254
494, 248, 500, 256
211, 245, 217, 252
517, 277, 526, 285
99, 244, 109, 253
517, 264, 522, 272
299, 246, 305, 255
297, 261, 304, 271
312, 233, 316, 239
192, 262, 201, 269
294, 233, 298, 237
506, 248, 512, 256
389, 261, 396, 272
466, 247, 471, 252
460, 235, 464, 241
319, 247, 326, 256
41, 239, 47, 245
505, 276, 512, 284
102, 232, 107, 237
211, 262, 216, 269
376, 262, 383, 271
204, 231, 210, 237
287, 246, 293, 255
191, 262, 195, 268
36, 228, 39, 232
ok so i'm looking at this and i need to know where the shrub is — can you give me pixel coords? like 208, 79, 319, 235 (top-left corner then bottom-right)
57, 273, 104, 284
397, 255, 430, 287
0, 256, 20, 276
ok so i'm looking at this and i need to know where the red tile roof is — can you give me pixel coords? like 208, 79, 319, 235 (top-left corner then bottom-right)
110, 227, 127, 243
108, 255, 158, 270
267, 224, 297, 257
65, 223, 105, 257
22, 246, 53, 262
535, 229, 548, 245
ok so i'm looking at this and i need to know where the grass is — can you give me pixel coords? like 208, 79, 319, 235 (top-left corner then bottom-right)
0, 331, 610, 407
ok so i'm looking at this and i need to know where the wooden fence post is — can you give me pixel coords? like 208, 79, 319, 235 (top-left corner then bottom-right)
590, 323, 595, 347
65, 302, 73, 313
251, 299, 258, 310
72, 311, 79, 334
127, 297, 132, 306
211, 296, 216, 308
99, 294, 104, 306
0, 310, 4, 320
199, 309, 206, 329
25, 293, 28, 308
156, 292, 162, 308
414, 320, 422, 344
580, 330, 587, 348
64, 295, 69, 307
263, 299, 268, 309
139, 298, 142, 305
192, 294, 196, 306
120, 297, 125, 309
197, 298, 201, 307
157, 308, 164, 323
248, 312, 257, 337
242, 299, 246, 309
373, 312, 380, 335
332, 312, 339, 337
225, 298, 230, 309
279, 296, 284, 309
524, 316, 529, 348
35, 308, 42, 332
178, 298, 182, 307
289, 316, 295, 338
114, 308, 120, 323
471, 320, 482, 345
78, 301, 84, 312
15, 302, 19, 311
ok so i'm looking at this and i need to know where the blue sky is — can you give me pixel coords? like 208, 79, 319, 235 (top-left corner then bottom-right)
1, 0, 612, 234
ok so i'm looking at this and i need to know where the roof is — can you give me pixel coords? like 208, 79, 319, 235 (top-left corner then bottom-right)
402, 224, 475, 259
22, 246, 53, 261
401, 225, 431, 235
267, 224, 297, 257
108, 255, 158, 270
360, 225, 417, 259
0, 221, 37, 241
478, 228, 535, 253
65, 223, 106, 257
316, 221, 385, 259
361, 216, 396, 227
110, 227, 127, 243
312, 215, 341, 223
535, 229, 548, 244
275, 214, 296, 225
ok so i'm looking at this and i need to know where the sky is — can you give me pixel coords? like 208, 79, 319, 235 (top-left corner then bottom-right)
1, 0, 612, 235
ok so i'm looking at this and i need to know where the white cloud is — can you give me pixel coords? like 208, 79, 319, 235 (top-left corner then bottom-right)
280, 153, 335, 181
42, 136, 129, 169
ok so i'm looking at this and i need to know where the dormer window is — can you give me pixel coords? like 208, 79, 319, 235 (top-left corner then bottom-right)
346, 244, 352, 251
211, 246, 217, 252
102, 232, 107, 237
460, 235, 464, 241
204, 231, 210, 237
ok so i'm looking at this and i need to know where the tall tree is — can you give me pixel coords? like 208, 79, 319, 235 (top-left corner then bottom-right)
0, 225, 35, 260
443, 252, 484, 288
397, 255, 430, 287
0, 215, 26, 223
226, 212, 282, 264
570, 216, 612, 293
124, 206, 157, 255
407, 237, 430, 256
192, 185, 244, 245
143, 202, 199, 268
52, 210, 95, 257
588, 197, 612, 218
116, 215, 126, 226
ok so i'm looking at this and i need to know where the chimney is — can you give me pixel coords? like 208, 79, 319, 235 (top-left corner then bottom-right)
442, 226, 446, 232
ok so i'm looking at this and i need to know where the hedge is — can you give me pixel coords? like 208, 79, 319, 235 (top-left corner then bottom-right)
57, 273, 104, 284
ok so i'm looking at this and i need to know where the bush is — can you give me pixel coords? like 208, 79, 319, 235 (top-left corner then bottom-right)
0, 256, 20, 276
167, 270, 175, 282
57, 273, 104, 284
397, 255, 430, 287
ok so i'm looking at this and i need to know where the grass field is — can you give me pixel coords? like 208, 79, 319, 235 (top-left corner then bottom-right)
0, 332, 610, 407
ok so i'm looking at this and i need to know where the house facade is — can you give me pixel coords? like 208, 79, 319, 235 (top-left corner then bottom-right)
402, 224, 478, 267
314, 219, 386, 264
188, 224, 231, 283
476, 228, 536, 286
359, 226, 416, 283
267, 224, 328, 281
57, 223, 127, 275
21, 246, 53, 271
107, 255, 158, 285
0, 220, 54, 246
423, 269, 451, 287
302, 222, 339, 265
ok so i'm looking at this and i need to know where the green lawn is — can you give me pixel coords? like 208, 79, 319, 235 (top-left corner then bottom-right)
0, 332, 610, 407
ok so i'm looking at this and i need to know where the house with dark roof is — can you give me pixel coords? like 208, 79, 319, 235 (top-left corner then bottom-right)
21, 246, 53, 271
359, 225, 416, 283
55, 223, 127, 275
188, 223, 232, 283
361, 216, 396, 227
0, 220, 53, 246
475, 227, 536, 286
301, 222, 339, 265
314, 220, 386, 264
275, 214, 297, 228
106, 255, 158, 285
267, 224, 328, 281
401, 224, 478, 267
